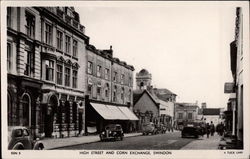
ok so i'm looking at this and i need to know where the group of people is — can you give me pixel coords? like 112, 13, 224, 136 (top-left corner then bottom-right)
201, 121, 225, 138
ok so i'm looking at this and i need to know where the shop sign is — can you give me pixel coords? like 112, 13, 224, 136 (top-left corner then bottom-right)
224, 83, 235, 93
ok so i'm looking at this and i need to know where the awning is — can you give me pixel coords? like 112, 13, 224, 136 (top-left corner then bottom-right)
90, 103, 138, 121
118, 106, 139, 120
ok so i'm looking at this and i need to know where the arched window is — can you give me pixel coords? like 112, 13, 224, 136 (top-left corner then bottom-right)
22, 94, 31, 127
105, 83, 109, 98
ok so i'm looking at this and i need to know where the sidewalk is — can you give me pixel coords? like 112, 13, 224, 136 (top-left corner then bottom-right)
42, 133, 142, 150
181, 134, 221, 150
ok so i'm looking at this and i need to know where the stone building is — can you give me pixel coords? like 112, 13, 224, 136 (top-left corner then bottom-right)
85, 44, 137, 133
133, 69, 176, 130
224, 7, 243, 148
174, 103, 199, 130
7, 7, 89, 138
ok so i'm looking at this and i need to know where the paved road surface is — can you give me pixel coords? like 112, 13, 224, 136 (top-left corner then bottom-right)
56, 131, 196, 150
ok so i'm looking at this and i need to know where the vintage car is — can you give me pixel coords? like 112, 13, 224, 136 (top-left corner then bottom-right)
141, 122, 157, 135
181, 126, 202, 138
99, 124, 124, 141
8, 126, 44, 150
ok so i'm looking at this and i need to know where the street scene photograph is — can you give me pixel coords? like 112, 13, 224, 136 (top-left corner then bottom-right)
1, 1, 249, 158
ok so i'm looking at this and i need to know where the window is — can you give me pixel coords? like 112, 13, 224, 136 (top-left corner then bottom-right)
97, 86, 101, 96
129, 77, 132, 87
113, 71, 118, 82
121, 74, 125, 84
105, 84, 109, 98
121, 88, 124, 103
128, 89, 132, 100
73, 40, 78, 57
56, 30, 63, 50
97, 65, 101, 77
188, 113, 193, 119
45, 23, 52, 45
7, 7, 11, 27
56, 64, 63, 85
104, 68, 109, 80
113, 86, 117, 102
7, 43, 12, 71
87, 61, 93, 74
178, 113, 183, 119
64, 67, 71, 87
65, 35, 71, 54
25, 12, 35, 38
88, 84, 92, 97
24, 51, 34, 76
45, 60, 54, 81
72, 70, 78, 88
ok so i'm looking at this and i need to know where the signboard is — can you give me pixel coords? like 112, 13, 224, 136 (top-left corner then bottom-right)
224, 82, 235, 93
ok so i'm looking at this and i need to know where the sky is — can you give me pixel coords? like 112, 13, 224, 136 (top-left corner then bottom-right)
75, 2, 246, 108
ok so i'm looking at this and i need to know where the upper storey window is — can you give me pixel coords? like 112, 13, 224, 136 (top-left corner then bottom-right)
73, 39, 78, 57
7, 7, 11, 27
25, 11, 35, 38
56, 30, 63, 50
65, 35, 71, 54
45, 23, 52, 45
45, 60, 54, 81
87, 61, 93, 74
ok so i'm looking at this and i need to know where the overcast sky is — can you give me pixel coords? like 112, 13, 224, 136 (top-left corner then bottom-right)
75, 2, 247, 108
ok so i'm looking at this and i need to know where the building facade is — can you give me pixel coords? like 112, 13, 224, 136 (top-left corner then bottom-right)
175, 103, 199, 129
85, 44, 136, 133
7, 7, 89, 138
224, 7, 243, 148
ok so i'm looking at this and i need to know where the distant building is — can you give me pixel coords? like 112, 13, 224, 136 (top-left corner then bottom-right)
203, 108, 221, 126
175, 103, 199, 129
133, 69, 176, 130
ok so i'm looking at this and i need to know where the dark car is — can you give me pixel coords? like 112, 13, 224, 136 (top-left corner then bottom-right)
181, 126, 201, 138
99, 124, 124, 141
8, 126, 44, 150
141, 122, 157, 135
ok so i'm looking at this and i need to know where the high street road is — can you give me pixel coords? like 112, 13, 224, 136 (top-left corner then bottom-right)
55, 131, 196, 150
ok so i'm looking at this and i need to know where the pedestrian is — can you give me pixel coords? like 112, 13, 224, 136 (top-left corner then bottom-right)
210, 121, 215, 136
219, 122, 225, 136
206, 123, 210, 138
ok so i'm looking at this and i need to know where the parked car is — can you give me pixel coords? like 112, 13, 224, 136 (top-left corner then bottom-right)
99, 124, 124, 141
142, 122, 157, 135
181, 126, 201, 138
8, 126, 44, 150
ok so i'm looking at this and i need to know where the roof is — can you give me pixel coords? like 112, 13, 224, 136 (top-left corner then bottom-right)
203, 108, 220, 115
133, 89, 159, 107
138, 69, 150, 76
153, 88, 176, 96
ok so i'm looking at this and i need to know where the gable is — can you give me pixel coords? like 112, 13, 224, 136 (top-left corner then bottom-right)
134, 92, 159, 115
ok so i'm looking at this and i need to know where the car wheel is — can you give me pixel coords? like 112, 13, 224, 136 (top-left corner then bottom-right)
38, 145, 44, 150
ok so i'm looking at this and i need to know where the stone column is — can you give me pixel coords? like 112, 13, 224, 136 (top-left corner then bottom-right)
35, 97, 41, 138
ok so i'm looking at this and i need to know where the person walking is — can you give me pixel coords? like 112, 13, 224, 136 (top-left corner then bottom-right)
210, 121, 215, 136
206, 123, 210, 138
